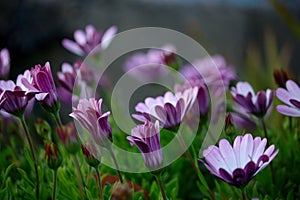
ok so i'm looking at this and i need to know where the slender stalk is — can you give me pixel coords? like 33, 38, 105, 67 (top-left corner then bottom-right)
241, 188, 247, 200
260, 118, 268, 139
154, 174, 167, 200
108, 148, 123, 183
20, 116, 39, 200
289, 116, 293, 135
176, 135, 215, 199
52, 170, 58, 200
53, 111, 63, 127
95, 167, 103, 200
73, 155, 85, 199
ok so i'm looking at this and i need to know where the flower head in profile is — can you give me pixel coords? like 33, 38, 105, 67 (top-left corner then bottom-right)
21, 62, 59, 113
0, 48, 10, 79
57, 122, 81, 154
200, 133, 278, 188
0, 70, 37, 117
62, 25, 117, 56
69, 98, 112, 148
127, 121, 163, 170
276, 80, 300, 117
123, 45, 176, 81
133, 87, 198, 129
231, 82, 273, 117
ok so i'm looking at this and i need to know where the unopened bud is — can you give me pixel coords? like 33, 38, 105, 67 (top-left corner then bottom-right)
45, 141, 62, 170
81, 143, 101, 168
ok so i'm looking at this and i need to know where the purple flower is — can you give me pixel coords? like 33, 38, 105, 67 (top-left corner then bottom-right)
69, 98, 112, 148
133, 87, 198, 129
231, 82, 273, 117
180, 55, 236, 97
123, 45, 175, 81
0, 71, 36, 116
201, 133, 278, 188
175, 77, 210, 117
22, 62, 59, 112
276, 80, 300, 117
62, 25, 117, 56
0, 48, 10, 79
127, 121, 163, 170
230, 104, 257, 130
57, 61, 94, 104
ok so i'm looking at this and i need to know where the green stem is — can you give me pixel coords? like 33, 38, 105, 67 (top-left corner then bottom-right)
95, 167, 103, 200
154, 174, 167, 200
289, 117, 293, 135
73, 155, 85, 199
53, 111, 63, 127
260, 118, 268, 139
52, 170, 58, 200
20, 116, 39, 200
108, 148, 123, 183
241, 188, 247, 200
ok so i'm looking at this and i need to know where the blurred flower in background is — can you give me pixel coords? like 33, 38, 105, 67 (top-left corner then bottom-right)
276, 80, 300, 117
123, 44, 176, 82
0, 48, 10, 79
62, 25, 117, 56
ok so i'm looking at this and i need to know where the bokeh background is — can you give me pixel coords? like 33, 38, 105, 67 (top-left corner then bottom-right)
0, 0, 300, 83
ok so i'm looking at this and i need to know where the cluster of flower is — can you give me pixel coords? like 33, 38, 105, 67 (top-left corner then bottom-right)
2, 24, 300, 199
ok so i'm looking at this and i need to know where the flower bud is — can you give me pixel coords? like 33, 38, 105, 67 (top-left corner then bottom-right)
81, 143, 101, 168
45, 141, 62, 170
57, 122, 80, 154
35, 118, 51, 139
273, 69, 290, 88
111, 184, 131, 200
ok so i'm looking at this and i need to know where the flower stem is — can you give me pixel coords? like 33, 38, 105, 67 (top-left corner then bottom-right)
19, 116, 40, 200
52, 170, 58, 200
95, 167, 103, 200
241, 188, 247, 200
175, 135, 215, 199
154, 173, 167, 200
72, 155, 85, 199
53, 111, 63, 127
108, 148, 123, 183
260, 118, 268, 139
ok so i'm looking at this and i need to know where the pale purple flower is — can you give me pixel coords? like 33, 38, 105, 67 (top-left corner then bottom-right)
231, 104, 257, 130
127, 121, 163, 170
62, 25, 117, 56
123, 45, 175, 81
22, 62, 59, 112
231, 82, 273, 117
0, 70, 37, 116
180, 55, 236, 97
133, 87, 198, 129
57, 61, 94, 104
201, 133, 278, 188
276, 80, 300, 117
175, 77, 210, 117
0, 48, 10, 79
69, 98, 112, 148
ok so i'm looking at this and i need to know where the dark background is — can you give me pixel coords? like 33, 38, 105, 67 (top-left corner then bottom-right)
0, 0, 299, 79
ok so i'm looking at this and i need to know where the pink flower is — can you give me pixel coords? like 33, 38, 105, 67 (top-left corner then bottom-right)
200, 134, 278, 188
70, 98, 112, 148
276, 80, 300, 117
62, 25, 117, 56
0, 48, 10, 79
127, 121, 163, 170
22, 62, 59, 112
133, 87, 198, 129
0, 70, 37, 117
123, 45, 176, 81
231, 82, 273, 117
